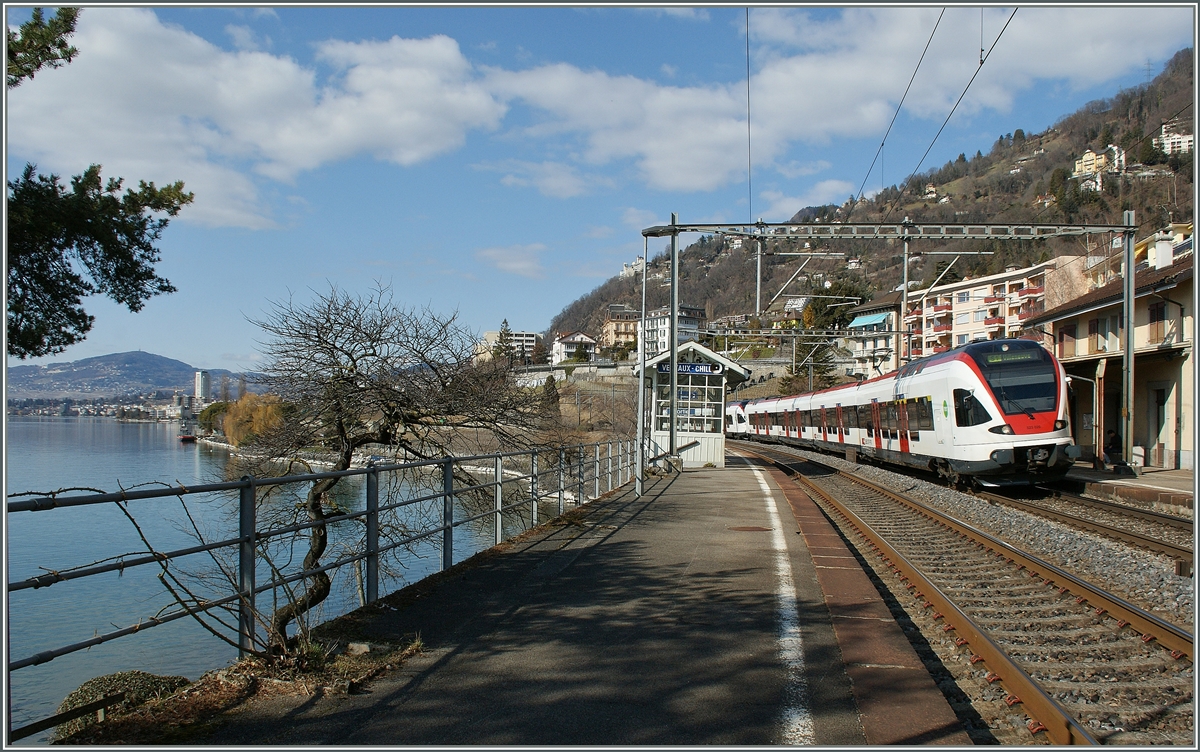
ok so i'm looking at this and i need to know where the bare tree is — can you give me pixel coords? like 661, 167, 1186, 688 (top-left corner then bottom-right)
236, 282, 541, 650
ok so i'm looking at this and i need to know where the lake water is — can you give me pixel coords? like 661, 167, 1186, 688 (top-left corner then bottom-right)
5, 417, 526, 744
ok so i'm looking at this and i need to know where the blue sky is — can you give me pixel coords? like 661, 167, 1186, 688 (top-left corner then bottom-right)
5, 5, 1194, 373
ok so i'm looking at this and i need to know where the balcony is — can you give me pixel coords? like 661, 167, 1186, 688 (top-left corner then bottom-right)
1018, 285, 1045, 298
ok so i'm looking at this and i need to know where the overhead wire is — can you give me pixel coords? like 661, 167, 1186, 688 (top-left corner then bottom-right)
847, 8, 945, 222
881, 7, 1019, 224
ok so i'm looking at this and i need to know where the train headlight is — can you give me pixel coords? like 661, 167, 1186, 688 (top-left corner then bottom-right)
1054, 420, 1067, 430
988, 424, 1015, 435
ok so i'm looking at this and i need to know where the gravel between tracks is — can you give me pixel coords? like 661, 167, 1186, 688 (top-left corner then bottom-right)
757, 446, 1195, 629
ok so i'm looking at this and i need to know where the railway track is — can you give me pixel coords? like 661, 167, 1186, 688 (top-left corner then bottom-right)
740, 444, 1194, 745
977, 489, 1194, 575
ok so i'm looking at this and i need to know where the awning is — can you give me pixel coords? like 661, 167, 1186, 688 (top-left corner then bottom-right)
848, 312, 888, 328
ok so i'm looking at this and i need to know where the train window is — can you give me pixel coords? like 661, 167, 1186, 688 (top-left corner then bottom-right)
858, 405, 873, 435
954, 388, 992, 427
843, 406, 857, 428
916, 397, 934, 430
906, 401, 920, 429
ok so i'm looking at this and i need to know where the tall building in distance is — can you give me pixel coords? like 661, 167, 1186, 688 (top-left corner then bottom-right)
194, 370, 211, 403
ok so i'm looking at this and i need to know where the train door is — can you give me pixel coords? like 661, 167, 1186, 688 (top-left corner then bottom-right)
871, 401, 883, 450
898, 399, 911, 457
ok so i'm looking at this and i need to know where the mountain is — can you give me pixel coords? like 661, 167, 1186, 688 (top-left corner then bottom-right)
548, 48, 1193, 340
6, 351, 257, 400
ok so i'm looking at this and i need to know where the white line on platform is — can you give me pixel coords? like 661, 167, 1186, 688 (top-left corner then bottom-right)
750, 462, 816, 746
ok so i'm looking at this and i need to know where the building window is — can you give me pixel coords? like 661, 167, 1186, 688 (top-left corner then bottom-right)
1088, 318, 1101, 353
1149, 302, 1167, 343
1058, 324, 1077, 358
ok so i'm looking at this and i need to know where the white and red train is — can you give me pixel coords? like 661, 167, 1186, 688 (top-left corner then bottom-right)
726, 339, 1081, 486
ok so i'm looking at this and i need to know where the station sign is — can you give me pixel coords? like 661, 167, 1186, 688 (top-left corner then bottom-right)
657, 362, 723, 374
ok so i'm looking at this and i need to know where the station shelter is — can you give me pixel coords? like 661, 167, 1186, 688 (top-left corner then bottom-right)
639, 341, 751, 468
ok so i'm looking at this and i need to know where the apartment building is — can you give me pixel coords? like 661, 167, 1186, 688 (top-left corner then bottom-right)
843, 291, 902, 377
1029, 237, 1193, 470
1153, 119, 1194, 155
477, 329, 541, 363
903, 262, 1054, 358
550, 331, 597, 365
639, 305, 707, 357
600, 303, 640, 349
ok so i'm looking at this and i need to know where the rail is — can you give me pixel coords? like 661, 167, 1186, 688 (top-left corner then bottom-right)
7, 440, 636, 676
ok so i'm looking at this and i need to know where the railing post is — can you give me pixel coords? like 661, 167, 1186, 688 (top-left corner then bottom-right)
442, 457, 454, 572
494, 454, 503, 547
558, 448, 565, 514
594, 443, 601, 499
607, 441, 613, 492
577, 446, 585, 504
365, 462, 379, 605
238, 476, 256, 657
531, 451, 539, 527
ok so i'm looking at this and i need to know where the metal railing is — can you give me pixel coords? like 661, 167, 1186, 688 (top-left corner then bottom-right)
7, 440, 636, 676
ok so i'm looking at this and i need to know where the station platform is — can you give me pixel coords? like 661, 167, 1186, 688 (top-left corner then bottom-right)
191, 456, 970, 746
1063, 463, 1194, 513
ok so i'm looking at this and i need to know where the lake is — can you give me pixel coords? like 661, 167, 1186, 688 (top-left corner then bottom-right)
5, 416, 525, 744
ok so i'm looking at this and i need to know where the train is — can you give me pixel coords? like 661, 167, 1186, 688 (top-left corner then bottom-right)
725, 338, 1082, 486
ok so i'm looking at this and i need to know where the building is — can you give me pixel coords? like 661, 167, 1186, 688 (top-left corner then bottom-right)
194, 370, 211, 404
902, 262, 1055, 358
842, 291, 902, 377
619, 257, 645, 279
639, 305, 707, 358
551, 331, 597, 365
1084, 223, 1193, 291
638, 341, 750, 468
1027, 235, 1193, 470
478, 329, 541, 363
1153, 119, 1194, 155
599, 303, 640, 350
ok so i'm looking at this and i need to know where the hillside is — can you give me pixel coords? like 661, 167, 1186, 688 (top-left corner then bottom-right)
549, 48, 1193, 340
7, 351, 257, 400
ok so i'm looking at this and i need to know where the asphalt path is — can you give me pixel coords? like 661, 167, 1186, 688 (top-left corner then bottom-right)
195, 461, 865, 745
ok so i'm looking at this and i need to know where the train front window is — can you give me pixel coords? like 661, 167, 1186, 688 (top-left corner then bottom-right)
968, 342, 1058, 416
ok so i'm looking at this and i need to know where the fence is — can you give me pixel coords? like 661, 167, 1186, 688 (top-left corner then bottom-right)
6, 440, 635, 738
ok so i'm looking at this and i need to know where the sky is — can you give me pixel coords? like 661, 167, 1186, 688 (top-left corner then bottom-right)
5, 4, 1195, 374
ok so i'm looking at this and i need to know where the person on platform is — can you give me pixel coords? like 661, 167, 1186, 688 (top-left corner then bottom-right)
1102, 429, 1123, 468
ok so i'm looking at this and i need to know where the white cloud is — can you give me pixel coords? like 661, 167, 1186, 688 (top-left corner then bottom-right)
476, 159, 598, 198
224, 24, 263, 52
7, 7, 1190, 230
776, 160, 831, 179
7, 8, 506, 227
476, 244, 548, 278
637, 8, 711, 22
622, 208, 662, 230
759, 180, 855, 221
